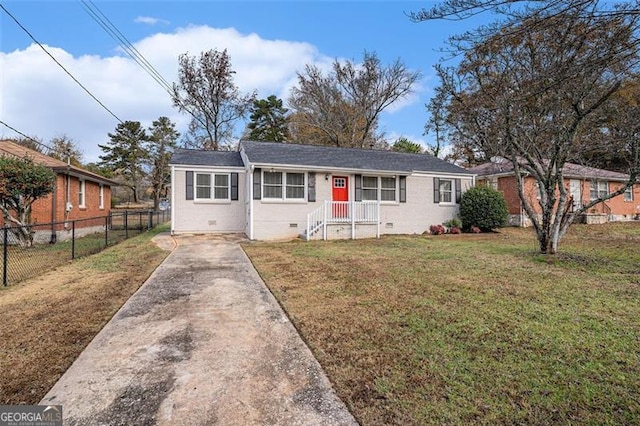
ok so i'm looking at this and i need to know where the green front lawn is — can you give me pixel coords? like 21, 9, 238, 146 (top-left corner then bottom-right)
243, 223, 640, 425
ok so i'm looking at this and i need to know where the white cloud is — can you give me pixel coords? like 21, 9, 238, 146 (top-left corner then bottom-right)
0, 26, 327, 162
1, 25, 426, 163
134, 16, 169, 26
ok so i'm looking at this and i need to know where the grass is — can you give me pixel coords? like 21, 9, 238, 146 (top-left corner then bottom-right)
242, 222, 640, 425
0, 224, 170, 404
1, 226, 152, 286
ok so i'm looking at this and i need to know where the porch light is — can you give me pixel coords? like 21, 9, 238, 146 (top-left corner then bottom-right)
325, 173, 330, 181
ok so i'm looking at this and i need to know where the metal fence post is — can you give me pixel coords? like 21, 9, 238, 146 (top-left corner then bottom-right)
3, 226, 8, 286
125, 211, 129, 239
149, 210, 153, 230
71, 220, 76, 260
105, 215, 109, 247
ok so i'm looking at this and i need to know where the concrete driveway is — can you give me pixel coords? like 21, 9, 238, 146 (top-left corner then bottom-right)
42, 233, 357, 426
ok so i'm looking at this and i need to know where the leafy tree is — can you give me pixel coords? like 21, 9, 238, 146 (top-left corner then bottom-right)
0, 156, 55, 247
392, 137, 423, 153
288, 51, 420, 148
420, 2, 640, 254
246, 95, 289, 142
172, 49, 256, 150
147, 117, 179, 210
48, 135, 83, 166
459, 186, 508, 232
98, 121, 149, 203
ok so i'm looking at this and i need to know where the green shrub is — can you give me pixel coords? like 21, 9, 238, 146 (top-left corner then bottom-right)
460, 186, 509, 231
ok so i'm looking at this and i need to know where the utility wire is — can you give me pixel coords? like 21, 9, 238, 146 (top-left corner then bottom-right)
80, 0, 174, 95
0, 119, 54, 152
0, 2, 123, 124
78, 1, 205, 129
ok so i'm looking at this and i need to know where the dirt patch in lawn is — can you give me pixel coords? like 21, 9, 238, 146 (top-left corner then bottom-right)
0, 226, 171, 405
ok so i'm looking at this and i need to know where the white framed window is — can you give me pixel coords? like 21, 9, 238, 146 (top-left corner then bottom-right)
358, 176, 397, 202
99, 184, 104, 209
78, 179, 86, 208
263, 171, 306, 200
590, 180, 608, 200
195, 172, 230, 201
380, 177, 397, 201
439, 179, 453, 203
361, 176, 378, 201
624, 185, 634, 201
286, 172, 305, 199
214, 174, 229, 199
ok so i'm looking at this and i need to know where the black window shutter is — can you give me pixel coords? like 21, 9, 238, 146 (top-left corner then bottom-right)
186, 171, 194, 200
399, 176, 407, 203
253, 168, 261, 200
355, 174, 362, 201
231, 172, 239, 200
433, 177, 440, 203
308, 172, 316, 202
455, 178, 462, 203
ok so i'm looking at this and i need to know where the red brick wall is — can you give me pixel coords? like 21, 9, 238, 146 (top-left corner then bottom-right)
1, 173, 112, 227
484, 175, 640, 218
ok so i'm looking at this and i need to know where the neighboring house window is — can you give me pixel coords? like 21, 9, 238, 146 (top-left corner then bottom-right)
439, 179, 453, 203
78, 179, 86, 208
380, 177, 396, 201
590, 180, 608, 200
99, 184, 104, 209
624, 185, 634, 201
362, 176, 378, 201
263, 171, 306, 200
195, 173, 230, 200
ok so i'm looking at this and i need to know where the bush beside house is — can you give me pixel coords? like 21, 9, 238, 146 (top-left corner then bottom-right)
460, 186, 509, 231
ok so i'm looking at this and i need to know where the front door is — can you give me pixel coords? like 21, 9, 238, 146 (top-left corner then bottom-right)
569, 179, 582, 210
332, 176, 349, 218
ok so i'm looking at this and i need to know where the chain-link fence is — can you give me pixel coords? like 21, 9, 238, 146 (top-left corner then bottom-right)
1, 210, 170, 286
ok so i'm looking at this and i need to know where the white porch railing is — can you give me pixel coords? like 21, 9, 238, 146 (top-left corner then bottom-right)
306, 200, 380, 240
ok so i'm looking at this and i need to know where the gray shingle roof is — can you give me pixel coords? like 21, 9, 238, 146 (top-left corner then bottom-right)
240, 141, 470, 175
170, 148, 244, 167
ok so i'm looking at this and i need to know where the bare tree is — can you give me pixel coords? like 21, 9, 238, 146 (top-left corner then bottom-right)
409, 0, 640, 54
431, 5, 640, 254
147, 117, 179, 210
48, 134, 83, 166
288, 51, 420, 148
172, 49, 256, 150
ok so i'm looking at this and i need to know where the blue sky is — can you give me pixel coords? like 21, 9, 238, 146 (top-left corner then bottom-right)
0, 1, 484, 161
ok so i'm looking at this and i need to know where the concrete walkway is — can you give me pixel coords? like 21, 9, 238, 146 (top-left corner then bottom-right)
42, 233, 357, 425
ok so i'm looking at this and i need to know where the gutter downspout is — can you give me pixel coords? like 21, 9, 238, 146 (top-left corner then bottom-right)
50, 177, 57, 243
170, 165, 175, 234
64, 163, 71, 230
248, 164, 254, 240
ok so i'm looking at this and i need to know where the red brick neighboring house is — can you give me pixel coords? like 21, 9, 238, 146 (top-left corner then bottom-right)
468, 157, 640, 226
0, 140, 118, 241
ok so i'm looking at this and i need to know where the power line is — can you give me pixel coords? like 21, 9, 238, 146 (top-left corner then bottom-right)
0, 119, 54, 152
80, 0, 174, 95
0, 2, 123, 124
78, 1, 205, 130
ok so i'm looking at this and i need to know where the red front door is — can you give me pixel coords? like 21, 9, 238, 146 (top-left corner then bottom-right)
332, 176, 348, 218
